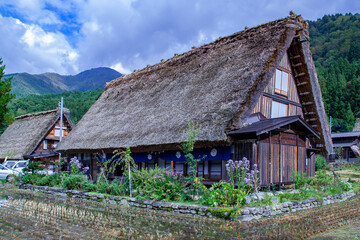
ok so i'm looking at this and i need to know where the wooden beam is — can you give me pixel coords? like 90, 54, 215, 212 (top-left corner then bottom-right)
304, 112, 315, 115
290, 55, 301, 60
292, 63, 303, 68
302, 102, 313, 106
311, 125, 318, 128
299, 92, 310, 96
297, 81, 307, 86
295, 72, 306, 78
306, 118, 317, 122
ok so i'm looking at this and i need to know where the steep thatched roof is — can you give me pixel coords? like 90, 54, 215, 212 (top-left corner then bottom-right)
57, 14, 332, 154
353, 120, 360, 132
0, 109, 71, 160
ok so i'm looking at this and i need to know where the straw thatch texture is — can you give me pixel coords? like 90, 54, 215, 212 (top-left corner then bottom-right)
353, 120, 360, 132
0, 110, 59, 159
57, 16, 331, 154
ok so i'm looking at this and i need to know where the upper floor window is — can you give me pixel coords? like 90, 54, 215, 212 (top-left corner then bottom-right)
275, 69, 289, 96
271, 101, 287, 118
43, 140, 48, 150
54, 126, 66, 137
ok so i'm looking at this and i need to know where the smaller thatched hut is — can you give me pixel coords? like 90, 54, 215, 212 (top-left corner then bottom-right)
331, 132, 360, 163
0, 109, 73, 167
57, 13, 332, 185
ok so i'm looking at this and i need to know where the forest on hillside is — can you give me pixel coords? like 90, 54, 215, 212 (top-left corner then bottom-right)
8, 89, 103, 123
309, 13, 360, 132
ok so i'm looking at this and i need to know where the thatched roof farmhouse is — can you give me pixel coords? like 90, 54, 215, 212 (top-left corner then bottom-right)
57, 14, 332, 184
0, 109, 73, 164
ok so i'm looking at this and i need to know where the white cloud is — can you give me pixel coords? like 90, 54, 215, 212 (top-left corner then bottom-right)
110, 62, 131, 75
0, 15, 78, 74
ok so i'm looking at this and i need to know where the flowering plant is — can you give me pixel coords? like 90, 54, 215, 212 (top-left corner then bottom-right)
225, 157, 260, 198
69, 157, 89, 175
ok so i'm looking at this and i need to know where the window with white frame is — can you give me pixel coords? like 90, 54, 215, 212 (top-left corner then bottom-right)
43, 140, 48, 150
54, 126, 66, 137
271, 101, 288, 118
275, 69, 289, 95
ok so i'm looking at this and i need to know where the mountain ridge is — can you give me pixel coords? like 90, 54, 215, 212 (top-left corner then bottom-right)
7, 67, 122, 98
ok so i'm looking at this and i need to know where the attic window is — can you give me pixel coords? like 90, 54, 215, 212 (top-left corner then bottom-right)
54, 126, 66, 137
274, 69, 289, 96
271, 101, 287, 118
43, 140, 48, 150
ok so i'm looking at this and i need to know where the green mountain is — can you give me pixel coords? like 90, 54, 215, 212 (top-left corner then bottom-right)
308, 13, 360, 132
8, 67, 121, 99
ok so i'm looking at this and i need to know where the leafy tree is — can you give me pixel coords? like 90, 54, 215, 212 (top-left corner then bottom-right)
0, 58, 15, 129
309, 14, 360, 132
181, 121, 200, 179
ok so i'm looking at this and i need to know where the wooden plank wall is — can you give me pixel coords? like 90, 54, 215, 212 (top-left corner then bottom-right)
233, 142, 254, 163
256, 131, 310, 185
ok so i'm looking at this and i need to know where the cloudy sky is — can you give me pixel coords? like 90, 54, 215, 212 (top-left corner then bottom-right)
0, 0, 359, 75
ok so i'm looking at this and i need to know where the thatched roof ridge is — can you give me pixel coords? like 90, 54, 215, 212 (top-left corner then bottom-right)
0, 108, 71, 160
15, 108, 70, 120
57, 14, 331, 154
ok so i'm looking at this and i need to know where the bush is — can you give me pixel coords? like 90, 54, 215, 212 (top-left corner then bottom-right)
315, 155, 327, 171
291, 171, 309, 189
131, 167, 186, 201
37, 174, 62, 187
23, 161, 44, 174
309, 170, 334, 186
21, 173, 44, 185
61, 174, 89, 190
205, 182, 247, 207
95, 179, 124, 196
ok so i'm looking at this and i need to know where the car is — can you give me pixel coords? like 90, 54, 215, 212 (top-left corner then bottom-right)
2, 160, 29, 173
0, 164, 22, 182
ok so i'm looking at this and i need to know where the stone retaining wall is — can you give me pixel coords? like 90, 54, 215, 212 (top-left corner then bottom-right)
17, 184, 356, 221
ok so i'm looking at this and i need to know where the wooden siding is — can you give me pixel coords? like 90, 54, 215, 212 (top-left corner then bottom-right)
278, 51, 291, 70
251, 52, 303, 117
233, 142, 254, 163
239, 131, 312, 186
35, 118, 72, 152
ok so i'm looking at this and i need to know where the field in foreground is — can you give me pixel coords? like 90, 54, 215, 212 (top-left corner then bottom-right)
0, 188, 359, 239
308, 220, 360, 239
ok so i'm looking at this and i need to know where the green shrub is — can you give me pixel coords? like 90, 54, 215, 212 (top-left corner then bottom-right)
107, 179, 124, 195
131, 167, 186, 201
315, 155, 327, 171
23, 161, 44, 174
309, 170, 334, 186
37, 174, 62, 187
21, 173, 44, 185
61, 174, 89, 190
83, 181, 96, 192
205, 182, 247, 207
291, 171, 309, 189
95, 179, 124, 196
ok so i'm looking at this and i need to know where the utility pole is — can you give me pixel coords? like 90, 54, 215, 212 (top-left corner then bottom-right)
59, 97, 64, 142
58, 97, 64, 165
